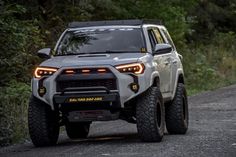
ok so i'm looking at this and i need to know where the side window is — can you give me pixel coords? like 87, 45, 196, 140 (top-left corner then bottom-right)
161, 29, 176, 50
153, 28, 164, 44
148, 29, 157, 51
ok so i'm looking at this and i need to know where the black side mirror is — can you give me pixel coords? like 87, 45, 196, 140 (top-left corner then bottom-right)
153, 44, 172, 55
37, 48, 51, 59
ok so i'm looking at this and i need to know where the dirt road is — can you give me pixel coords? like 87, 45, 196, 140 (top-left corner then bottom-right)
1, 85, 236, 157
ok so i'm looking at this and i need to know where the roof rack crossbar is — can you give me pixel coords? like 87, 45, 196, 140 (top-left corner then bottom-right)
68, 19, 162, 28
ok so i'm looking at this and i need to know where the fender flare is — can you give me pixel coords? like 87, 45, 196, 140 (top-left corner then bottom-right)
150, 71, 160, 87
171, 69, 185, 100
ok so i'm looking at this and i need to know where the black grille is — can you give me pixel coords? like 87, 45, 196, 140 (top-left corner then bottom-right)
57, 79, 117, 92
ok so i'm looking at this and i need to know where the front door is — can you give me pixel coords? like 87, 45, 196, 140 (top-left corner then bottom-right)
147, 27, 172, 93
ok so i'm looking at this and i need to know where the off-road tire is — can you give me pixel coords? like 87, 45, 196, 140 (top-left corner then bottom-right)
28, 95, 59, 147
166, 83, 188, 134
136, 86, 165, 142
65, 122, 90, 139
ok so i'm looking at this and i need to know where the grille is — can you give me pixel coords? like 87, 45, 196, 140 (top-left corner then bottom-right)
57, 79, 117, 92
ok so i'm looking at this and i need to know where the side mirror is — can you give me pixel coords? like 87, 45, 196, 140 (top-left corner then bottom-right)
37, 48, 51, 59
153, 44, 172, 55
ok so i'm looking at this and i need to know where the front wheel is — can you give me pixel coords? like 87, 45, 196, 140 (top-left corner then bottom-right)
136, 87, 165, 142
28, 95, 59, 147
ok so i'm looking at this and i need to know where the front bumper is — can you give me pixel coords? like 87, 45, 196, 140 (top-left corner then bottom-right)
54, 92, 120, 109
32, 65, 150, 110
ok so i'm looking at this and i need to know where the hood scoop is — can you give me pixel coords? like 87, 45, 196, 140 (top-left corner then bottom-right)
78, 54, 109, 58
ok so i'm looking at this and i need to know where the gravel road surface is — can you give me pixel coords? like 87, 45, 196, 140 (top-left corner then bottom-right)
1, 85, 236, 157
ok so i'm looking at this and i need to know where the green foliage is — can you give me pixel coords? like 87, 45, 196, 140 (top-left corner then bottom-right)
189, 0, 236, 41
0, 81, 30, 146
0, 3, 45, 86
182, 32, 236, 95
0, 2, 44, 146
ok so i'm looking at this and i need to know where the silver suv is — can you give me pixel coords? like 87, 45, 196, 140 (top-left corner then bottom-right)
28, 20, 189, 147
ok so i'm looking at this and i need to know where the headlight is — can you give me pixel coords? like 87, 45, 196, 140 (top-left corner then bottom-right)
34, 67, 58, 78
115, 63, 145, 74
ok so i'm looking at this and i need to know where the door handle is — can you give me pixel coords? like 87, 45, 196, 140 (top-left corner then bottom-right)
172, 60, 177, 64
164, 61, 169, 65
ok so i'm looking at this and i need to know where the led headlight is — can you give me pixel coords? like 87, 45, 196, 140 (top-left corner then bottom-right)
115, 63, 145, 74
34, 67, 58, 78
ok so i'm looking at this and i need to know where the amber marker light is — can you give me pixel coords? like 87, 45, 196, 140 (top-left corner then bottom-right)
82, 69, 91, 73
97, 68, 107, 73
34, 67, 57, 78
115, 63, 145, 74
65, 69, 76, 74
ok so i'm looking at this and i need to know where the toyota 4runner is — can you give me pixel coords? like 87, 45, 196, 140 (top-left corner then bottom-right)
28, 20, 189, 147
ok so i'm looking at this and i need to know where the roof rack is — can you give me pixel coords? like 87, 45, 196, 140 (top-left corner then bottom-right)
68, 19, 162, 28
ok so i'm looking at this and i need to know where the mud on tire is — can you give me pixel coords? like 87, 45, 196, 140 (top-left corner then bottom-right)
165, 83, 189, 134
28, 95, 59, 147
136, 86, 165, 142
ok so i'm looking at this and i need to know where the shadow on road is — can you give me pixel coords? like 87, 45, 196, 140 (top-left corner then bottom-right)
56, 133, 140, 147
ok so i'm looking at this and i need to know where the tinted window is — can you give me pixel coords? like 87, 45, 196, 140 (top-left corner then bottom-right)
148, 29, 157, 51
56, 28, 145, 55
153, 28, 164, 44
161, 29, 176, 50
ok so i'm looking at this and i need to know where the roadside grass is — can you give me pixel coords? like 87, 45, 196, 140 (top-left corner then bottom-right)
0, 81, 30, 146
182, 32, 236, 96
187, 79, 236, 96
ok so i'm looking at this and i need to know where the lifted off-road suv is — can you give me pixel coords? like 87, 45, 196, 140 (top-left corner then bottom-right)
28, 20, 188, 147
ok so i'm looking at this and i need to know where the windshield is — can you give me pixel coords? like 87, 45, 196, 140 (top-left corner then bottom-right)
56, 27, 145, 55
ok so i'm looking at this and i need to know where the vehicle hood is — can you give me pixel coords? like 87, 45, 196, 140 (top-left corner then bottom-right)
40, 53, 147, 68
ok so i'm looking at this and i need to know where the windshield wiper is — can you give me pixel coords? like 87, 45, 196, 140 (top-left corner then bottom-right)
106, 50, 138, 53
56, 52, 78, 56
56, 50, 140, 56
85, 50, 140, 54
